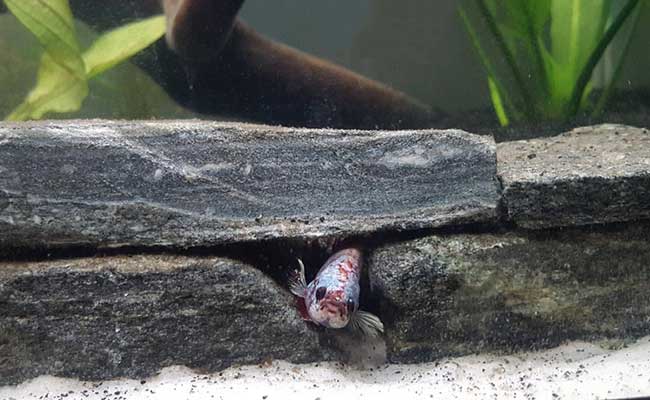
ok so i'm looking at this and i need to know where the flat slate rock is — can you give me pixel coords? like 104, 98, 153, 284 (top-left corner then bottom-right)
498, 124, 650, 229
0, 120, 498, 249
0, 255, 324, 385
368, 222, 650, 363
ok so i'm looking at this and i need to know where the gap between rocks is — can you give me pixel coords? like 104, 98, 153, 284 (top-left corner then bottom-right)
0, 221, 505, 329
2, 217, 644, 337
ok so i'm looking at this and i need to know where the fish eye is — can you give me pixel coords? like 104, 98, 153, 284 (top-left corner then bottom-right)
315, 286, 327, 301
347, 298, 355, 314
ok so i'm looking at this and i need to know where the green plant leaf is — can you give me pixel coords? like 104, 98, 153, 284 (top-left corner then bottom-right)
550, 0, 607, 85
475, 0, 536, 120
4, 0, 88, 120
83, 15, 166, 78
4, 0, 83, 76
460, 5, 518, 123
0, 14, 195, 120
7, 53, 88, 120
526, 0, 552, 33
499, 0, 550, 36
488, 75, 509, 126
592, 0, 644, 117
539, 43, 574, 119
566, 0, 641, 117
461, 0, 641, 125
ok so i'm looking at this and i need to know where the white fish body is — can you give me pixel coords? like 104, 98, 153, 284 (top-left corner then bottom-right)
289, 248, 384, 336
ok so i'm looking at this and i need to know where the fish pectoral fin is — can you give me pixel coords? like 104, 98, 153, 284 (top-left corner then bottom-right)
349, 310, 384, 337
288, 258, 308, 298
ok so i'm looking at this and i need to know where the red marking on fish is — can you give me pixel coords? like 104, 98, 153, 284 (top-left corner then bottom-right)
323, 288, 345, 303
296, 297, 311, 321
337, 259, 355, 282
293, 248, 365, 329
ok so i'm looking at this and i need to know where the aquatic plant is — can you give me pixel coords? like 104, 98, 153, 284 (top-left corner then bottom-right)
4, 0, 166, 121
460, 0, 643, 126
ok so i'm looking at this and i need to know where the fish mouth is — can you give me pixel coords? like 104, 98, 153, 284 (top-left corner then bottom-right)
321, 301, 345, 317
317, 301, 348, 328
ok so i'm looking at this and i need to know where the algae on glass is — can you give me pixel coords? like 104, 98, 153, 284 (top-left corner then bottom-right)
460, 0, 643, 126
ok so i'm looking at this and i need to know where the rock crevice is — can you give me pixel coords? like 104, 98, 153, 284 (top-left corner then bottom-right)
1, 121, 649, 383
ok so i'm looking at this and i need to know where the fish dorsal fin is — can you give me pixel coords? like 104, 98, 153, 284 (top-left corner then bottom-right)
288, 258, 308, 298
349, 310, 384, 337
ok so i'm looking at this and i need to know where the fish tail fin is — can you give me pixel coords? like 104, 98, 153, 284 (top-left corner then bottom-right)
349, 310, 384, 337
288, 257, 307, 298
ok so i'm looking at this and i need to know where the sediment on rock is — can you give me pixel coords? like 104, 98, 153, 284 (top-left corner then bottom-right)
0, 255, 324, 385
368, 222, 650, 362
0, 120, 498, 250
498, 124, 650, 229
1, 121, 650, 382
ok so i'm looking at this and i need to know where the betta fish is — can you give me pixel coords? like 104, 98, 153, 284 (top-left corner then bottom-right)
289, 248, 384, 336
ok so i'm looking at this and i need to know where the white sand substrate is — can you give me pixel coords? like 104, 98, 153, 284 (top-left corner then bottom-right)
2, 336, 649, 400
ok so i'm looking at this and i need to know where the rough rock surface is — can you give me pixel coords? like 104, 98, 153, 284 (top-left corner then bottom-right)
0, 120, 497, 249
368, 222, 650, 363
498, 124, 650, 228
0, 255, 323, 385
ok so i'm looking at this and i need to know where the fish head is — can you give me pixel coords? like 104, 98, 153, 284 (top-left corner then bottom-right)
305, 285, 357, 329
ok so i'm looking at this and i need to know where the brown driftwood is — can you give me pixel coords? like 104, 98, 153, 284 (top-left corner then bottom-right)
49, 0, 440, 129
